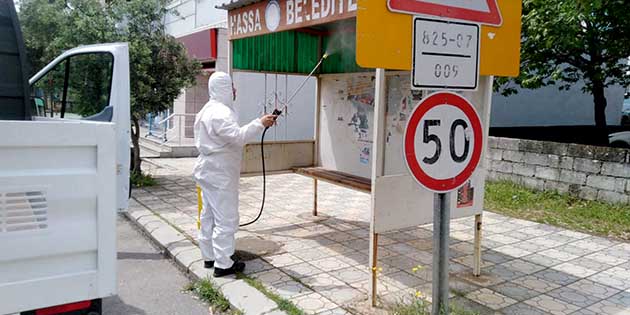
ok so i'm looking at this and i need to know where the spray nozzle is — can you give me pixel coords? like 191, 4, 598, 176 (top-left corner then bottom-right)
323, 53, 329, 59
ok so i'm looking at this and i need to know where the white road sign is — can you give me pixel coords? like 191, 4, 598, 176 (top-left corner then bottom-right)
412, 17, 480, 91
404, 92, 483, 193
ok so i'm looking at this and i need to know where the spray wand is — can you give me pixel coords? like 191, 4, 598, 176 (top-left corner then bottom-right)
286, 53, 329, 105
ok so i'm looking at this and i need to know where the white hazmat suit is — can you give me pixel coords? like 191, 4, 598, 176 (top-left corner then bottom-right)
193, 72, 265, 269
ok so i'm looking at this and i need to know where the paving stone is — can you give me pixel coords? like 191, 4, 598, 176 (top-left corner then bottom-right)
453, 255, 495, 269
490, 282, 541, 301
569, 309, 598, 315
487, 234, 522, 245
567, 279, 621, 300
176, 247, 203, 268
486, 264, 527, 282
265, 253, 303, 267
151, 225, 187, 247
309, 256, 352, 272
222, 279, 277, 315
588, 270, 630, 290
315, 307, 350, 315
328, 267, 368, 284
584, 251, 628, 266
269, 280, 312, 299
483, 250, 516, 264
569, 240, 611, 252
465, 288, 518, 310
383, 271, 426, 289
503, 259, 547, 274
282, 262, 325, 279
502, 302, 553, 315
524, 294, 581, 315
291, 293, 337, 315
319, 285, 363, 304
450, 296, 496, 315
512, 241, 549, 253
523, 254, 563, 268
449, 277, 481, 295
251, 269, 293, 286
166, 240, 197, 257
551, 262, 598, 278
494, 245, 533, 258
242, 258, 275, 275
587, 296, 630, 315
560, 245, 597, 257
539, 249, 579, 262
533, 270, 581, 286
547, 286, 603, 308
292, 247, 336, 261
512, 275, 562, 293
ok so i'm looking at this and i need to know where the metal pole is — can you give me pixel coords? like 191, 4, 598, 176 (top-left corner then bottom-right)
432, 192, 450, 315
178, 115, 182, 145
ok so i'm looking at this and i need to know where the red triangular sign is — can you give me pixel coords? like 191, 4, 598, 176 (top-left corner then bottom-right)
388, 0, 503, 26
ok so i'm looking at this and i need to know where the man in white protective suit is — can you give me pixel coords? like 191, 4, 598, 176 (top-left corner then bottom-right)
193, 72, 277, 277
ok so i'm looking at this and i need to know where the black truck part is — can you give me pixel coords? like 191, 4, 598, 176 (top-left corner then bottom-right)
0, 0, 31, 120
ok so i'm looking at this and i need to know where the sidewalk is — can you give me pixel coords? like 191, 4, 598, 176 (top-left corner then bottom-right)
130, 157, 630, 315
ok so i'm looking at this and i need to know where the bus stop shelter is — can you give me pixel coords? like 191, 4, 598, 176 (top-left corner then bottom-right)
218, 0, 521, 308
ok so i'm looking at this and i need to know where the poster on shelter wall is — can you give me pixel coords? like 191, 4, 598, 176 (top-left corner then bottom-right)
457, 180, 475, 208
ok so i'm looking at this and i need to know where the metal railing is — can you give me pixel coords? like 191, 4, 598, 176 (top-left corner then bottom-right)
145, 112, 196, 146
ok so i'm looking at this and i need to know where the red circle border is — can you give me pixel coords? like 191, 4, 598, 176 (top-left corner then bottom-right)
403, 92, 483, 192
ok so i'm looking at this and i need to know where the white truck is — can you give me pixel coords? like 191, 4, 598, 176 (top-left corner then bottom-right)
1, 1, 129, 314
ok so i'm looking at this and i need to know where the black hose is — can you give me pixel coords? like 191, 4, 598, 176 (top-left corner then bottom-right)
239, 127, 269, 227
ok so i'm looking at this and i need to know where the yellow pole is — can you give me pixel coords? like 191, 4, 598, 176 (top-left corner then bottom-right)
196, 185, 202, 230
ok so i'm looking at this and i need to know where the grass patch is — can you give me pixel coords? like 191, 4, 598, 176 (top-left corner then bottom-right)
186, 279, 241, 315
131, 171, 157, 187
238, 274, 304, 315
390, 296, 478, 315
485, 181, 630, 240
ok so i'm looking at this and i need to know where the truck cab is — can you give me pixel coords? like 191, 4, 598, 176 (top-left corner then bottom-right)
0, 1, 129, 314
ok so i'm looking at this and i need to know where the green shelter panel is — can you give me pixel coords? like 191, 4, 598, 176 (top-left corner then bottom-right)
232, 28, 369, 74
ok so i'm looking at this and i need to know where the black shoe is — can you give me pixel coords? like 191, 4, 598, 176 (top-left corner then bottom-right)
213, 261, 245, 277
204, 261, 214, 269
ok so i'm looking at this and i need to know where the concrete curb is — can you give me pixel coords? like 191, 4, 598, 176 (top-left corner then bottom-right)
125, 203, 287, 315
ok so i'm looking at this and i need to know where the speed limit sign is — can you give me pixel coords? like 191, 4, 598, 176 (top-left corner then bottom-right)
404, 92, 483, 193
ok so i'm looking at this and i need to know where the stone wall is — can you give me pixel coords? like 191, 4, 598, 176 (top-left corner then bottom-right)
487, 137, 630, 204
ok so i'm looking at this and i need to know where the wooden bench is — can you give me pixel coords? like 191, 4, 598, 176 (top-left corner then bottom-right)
293, 167, 371, 216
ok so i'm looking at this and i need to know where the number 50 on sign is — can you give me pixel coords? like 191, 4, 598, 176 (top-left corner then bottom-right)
404, 92, 483, 192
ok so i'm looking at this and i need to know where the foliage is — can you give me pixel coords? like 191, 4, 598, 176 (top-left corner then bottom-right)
485, 181, 630, 240
130, 171, 157, 188
496, 0, 630, 129
18, 0, 201, 172
186, 280, 241, 315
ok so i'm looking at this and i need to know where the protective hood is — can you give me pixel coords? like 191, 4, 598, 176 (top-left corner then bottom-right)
208, 72, 234, 108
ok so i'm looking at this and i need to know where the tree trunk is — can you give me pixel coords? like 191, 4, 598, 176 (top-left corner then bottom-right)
593, 83, 607, 128
131, 116, 142, 174
592, 81, 608, 145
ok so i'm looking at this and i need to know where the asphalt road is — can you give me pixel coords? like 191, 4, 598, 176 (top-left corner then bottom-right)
102, 216, 209, 315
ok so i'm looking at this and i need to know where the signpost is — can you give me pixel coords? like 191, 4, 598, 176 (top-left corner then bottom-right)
354, 0, 519, 309
412, 18, 480, 90
388, 0, 503, 26
403, 92, 483, 314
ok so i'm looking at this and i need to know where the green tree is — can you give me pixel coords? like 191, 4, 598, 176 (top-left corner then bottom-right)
19, 0, 200, 173
497, 0, 630, 140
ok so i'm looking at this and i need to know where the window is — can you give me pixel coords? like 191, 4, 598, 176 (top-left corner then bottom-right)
31, 53, 114, 121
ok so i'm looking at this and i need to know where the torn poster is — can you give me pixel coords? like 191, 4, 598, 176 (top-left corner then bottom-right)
360, 146, 371, 165
457, 180, 474, 208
